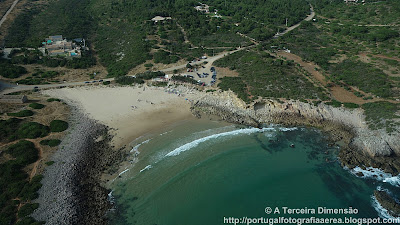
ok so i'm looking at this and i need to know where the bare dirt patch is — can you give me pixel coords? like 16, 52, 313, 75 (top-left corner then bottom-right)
330, 86, 368, 104
214, 67, 239, 86
275, 51, 327, 86
127, 59, 188, 76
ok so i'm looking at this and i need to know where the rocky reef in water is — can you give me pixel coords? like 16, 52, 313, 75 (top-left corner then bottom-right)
374, 190, 400, 218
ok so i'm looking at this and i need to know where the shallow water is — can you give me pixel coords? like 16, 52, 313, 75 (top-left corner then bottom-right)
109, 119, 400, 225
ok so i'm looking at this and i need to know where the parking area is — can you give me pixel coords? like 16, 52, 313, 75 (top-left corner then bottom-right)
180, 58, 218, 86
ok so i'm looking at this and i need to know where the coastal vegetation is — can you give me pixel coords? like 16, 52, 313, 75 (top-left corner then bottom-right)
362, 102, 399, 132
0, 61, 27, 79
116, 71, 166, 85
46, 98, 61, 102
0, 97, 68, 225
49, 120, 69, 133
17, 122, 50, 139
7, 110, 34, 117
29, 103, 45, 110
330, 60, 395, 98
171, 75, 198, 84
0, 141, 44, 225
40, 139, 61, 147
215, 50, 329, 102
2, 0, 312, 76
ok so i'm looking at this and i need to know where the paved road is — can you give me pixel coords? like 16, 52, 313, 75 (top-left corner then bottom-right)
0, 0, 19, 28
0, 79, 115, 95
273, 4, 315, 39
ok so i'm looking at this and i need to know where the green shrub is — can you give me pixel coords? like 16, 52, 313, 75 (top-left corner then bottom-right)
46, 98, 61, 102
330, 60, 392, 98
40, 139, 61, 147
115, 76, 144, 85
7, 110, 34, 117
0, 61, 27, 79
343, 102, 359, 109
18, 203, 39, 218
19, 175, 43, 201
5, 140, 39, 166
171, 75, 197, 84
29, 103, 45, 109
325, 100, 342, 107
17, 122, 50, 139
45, 161, 55, 166
49, 120, 68, 132
0, 118, 22, 142
354, 91, 364, 97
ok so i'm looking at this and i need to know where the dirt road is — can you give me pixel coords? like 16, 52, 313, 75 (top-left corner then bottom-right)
0, 0, 19, 28
273, 4, 315, 39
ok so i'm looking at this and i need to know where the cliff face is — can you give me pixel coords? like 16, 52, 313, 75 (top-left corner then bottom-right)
191, 91, 400, 169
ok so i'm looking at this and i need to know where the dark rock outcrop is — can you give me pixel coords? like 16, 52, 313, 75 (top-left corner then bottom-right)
374, 190, 400, 217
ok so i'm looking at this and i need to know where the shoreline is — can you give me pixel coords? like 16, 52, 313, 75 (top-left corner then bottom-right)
32, 84, 203, 224
32, 105, 116, 224
190, 90, 400, 174
32, 84, 399, 224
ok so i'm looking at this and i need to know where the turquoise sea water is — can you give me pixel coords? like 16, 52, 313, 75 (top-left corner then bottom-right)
109, 119, 399, 225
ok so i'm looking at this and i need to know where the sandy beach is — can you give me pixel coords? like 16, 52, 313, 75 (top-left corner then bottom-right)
31, 84, 204, 224
43, 84, 202, 148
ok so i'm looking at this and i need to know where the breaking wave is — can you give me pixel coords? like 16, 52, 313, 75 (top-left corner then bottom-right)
164, 127, 297, 157
351, 166, 400, 187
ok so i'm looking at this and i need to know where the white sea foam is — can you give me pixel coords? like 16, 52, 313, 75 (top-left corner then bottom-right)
118, 168, 129, 176
351, 167, 400, 187
164, 127, 297, 157
130, 139, 151, 153
140, 165, 153, 173
160, 130, 172, 136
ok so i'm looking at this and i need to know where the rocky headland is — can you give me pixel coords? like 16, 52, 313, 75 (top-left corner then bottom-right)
191, 90, 400, 174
